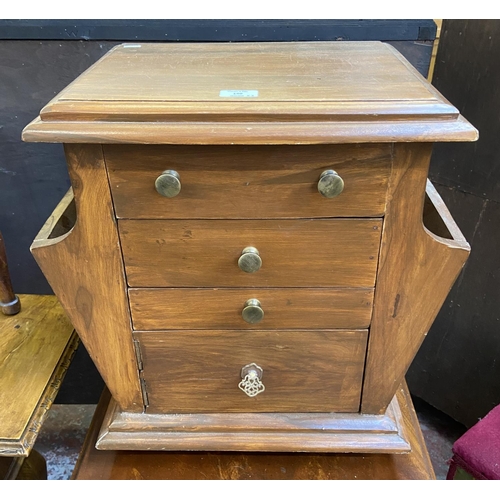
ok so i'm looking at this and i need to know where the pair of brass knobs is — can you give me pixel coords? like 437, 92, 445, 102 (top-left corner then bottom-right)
154, 169, 344, 326
238, 248, 264, 323
155, 169, 345, 198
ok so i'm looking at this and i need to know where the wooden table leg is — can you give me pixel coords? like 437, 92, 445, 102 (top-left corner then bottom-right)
0, 231, 20, 316
0, 450, 47, 480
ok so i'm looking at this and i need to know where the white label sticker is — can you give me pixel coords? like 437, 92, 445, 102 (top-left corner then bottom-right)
219, 90, 259, 98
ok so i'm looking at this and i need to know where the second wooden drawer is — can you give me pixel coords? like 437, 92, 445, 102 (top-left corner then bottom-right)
119, 219, 382, 288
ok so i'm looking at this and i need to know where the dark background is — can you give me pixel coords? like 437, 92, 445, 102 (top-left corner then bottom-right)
406, 20, 500, 427
0, 20, 497, 426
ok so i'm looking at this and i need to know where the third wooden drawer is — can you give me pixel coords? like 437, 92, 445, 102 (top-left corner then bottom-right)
129, 288, 374, 330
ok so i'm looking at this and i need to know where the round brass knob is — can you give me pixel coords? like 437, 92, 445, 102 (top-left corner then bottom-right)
242, 299, 264, 324
317, 169, 344, 198
238, 247, 262, 273
155, 170, 181, 198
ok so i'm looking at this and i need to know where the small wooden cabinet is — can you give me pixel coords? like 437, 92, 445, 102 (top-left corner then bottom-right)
23, 42, 477, 453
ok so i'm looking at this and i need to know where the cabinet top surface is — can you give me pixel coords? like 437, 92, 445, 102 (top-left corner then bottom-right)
23, 42, 478, 144
54, 42, 435, 103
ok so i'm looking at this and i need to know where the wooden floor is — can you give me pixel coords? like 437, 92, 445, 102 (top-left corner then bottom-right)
72, 383, 435, 480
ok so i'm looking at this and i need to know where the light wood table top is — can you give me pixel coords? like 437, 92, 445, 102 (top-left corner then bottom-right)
0, 294, 78, 457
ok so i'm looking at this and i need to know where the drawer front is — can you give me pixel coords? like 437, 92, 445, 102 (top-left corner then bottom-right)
136, 330, 367, 413
119, 219, 382, 288
129, 288, 374, 330
105, 144, 391, 219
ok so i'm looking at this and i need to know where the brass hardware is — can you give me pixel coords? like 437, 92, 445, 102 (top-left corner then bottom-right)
241, 298, 264, 324
317, 169, 344, 198
238, 247, 262, 273
155, 170, 181, 198
140, 376, 150, 407
133, 339, 144, 371
238, 363, 265, 397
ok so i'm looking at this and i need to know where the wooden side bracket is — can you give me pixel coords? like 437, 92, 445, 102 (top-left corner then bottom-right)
362, 143, 470, 413
30, 144, 143, 412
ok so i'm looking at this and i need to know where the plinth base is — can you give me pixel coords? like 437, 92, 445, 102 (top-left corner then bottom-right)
96, 387, 415, 454
73, 383, 434, 479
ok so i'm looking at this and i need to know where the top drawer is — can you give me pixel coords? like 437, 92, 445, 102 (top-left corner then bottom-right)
104, 144, 391, 219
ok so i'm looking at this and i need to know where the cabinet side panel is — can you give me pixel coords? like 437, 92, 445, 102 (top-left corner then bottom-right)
362, 143, 470, 413
30, 144, 143, 411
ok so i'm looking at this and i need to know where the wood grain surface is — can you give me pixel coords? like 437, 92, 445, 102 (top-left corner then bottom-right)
361, 144, 471, 413
30, 145, 143, 412
41, 100, 457, 123
73, 382, 434, 478
42, 42, 439, 104
129, 288, 374, 330
19, 41, 477, 446
119, 219, 382, 288
95, 388, 410, 453
22, 42, 477, 144
0, 294, 76, 455
105, 144, 391, 219
136, 330, 367, 413
22, 115, 479, 145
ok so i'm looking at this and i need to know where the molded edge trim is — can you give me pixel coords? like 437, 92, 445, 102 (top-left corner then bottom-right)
22, 115, 478, 145
95, 391, 411, 453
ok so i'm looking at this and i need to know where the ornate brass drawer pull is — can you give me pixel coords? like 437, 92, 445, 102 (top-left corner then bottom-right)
317, 169, 344, 198
238, 247, 262, 273
241, 298, 264, 324
155, 170, 181, 198
238, 363, 265, 397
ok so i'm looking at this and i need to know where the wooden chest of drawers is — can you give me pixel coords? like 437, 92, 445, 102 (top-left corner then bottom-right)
23, 42, 477, 453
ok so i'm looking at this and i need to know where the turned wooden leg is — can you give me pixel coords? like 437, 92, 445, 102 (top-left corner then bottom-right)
0, 231, 21, 316
0, 450, 48, 480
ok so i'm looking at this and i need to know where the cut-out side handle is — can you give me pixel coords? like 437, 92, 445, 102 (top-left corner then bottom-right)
30, 145, 144, 412
31, 188, 76, 250
423, 179, 470, 251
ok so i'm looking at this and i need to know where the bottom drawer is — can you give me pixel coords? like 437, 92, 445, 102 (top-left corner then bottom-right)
136, 330, 368, 414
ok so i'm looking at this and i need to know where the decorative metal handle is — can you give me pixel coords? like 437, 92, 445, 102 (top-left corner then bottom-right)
238, 363, 265, 397
155, 170, 181, 198
317, 169, 344, 198
241, 298, 264, 324
238, 247, 262, 273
